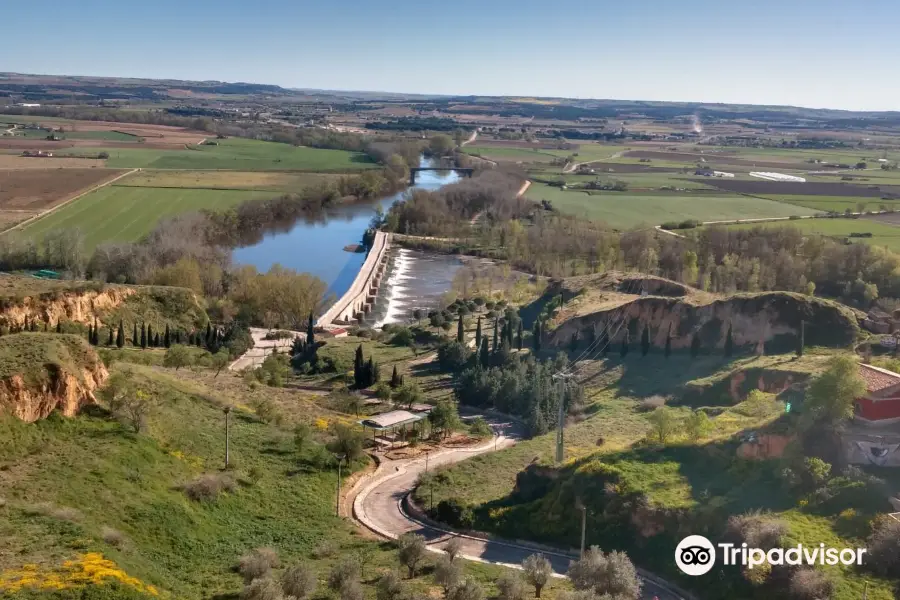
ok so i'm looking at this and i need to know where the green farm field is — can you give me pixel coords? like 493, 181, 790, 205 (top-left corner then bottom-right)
64, 130, 141, 142
758, 194, 900, 213
526, 182, 816, 227
118, 169, 345, 192
57, 137, 376, 171
20, 185, 270, 249
711, 216, 900, 252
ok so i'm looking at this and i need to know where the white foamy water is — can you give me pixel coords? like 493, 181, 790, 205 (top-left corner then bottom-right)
369, 248, 463, 328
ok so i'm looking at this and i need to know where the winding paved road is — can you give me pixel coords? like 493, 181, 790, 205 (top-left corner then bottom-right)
352, 414, 691, 600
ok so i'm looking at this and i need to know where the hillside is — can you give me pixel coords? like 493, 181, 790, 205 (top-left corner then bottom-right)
539, 272, 860, 353
0, 333, 107, 422
0, 276, 207, 331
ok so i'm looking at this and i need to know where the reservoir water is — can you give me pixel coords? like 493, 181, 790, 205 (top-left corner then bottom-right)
232, 158, 464, 324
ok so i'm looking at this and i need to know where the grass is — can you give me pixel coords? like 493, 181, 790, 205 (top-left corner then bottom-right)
0, 362, 546, 599
317, 336, 418, 373
0, 333, 98, 386
20, 185, 270, 250
525, 182, 816, 227
63, 131, 141, 142
117, 169, 346, 192
712, 217, 900, 252
57, 137, 376, 171
760, 194, 900, 213
463, 145, 561, 163
420, 352, 896, 600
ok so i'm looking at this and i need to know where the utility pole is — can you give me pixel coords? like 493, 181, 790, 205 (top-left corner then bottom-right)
553, 373, 572, 463
223, 406, 232, 468
580, 505, 587, 559
335, 454, 344, 516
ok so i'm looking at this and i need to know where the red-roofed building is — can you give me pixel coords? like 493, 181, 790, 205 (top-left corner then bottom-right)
854, 364, 900, 424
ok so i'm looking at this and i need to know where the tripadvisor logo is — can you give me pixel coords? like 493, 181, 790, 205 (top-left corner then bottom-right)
675, 535, 867, 576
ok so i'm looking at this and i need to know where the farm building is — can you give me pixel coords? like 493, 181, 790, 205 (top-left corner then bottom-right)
854, 364, 900, 424
840, 363, 900, 467
750, 172, 806, 183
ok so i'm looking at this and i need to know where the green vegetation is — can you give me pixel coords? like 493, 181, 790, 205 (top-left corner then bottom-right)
58, 137, 376, 171
21, 185, 269, 250
525, 182, 814, 227
117, 170, 345, 192
63, 130, 141, 142
0, 333, 99, 386
716, 217, 900, 252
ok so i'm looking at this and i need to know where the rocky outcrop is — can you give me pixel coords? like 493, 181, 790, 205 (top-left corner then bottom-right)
548, 292, 859, 353
0, 334, 108, 422
0, 287, 135, 328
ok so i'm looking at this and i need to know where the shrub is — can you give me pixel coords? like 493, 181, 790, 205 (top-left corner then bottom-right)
101, 526, 126, 548
434, 556, 463, 594
312, 539, 338, 559
340, 580, 364, 600
264, 330, 294, 340
281, 563, 317, 599
496, 573, 527, 600
182, 473, 236, 502
448, 579, 484, 600
637, 395, 666, 412
866, 515, 900, 577
468, 417, 493, 438
328, 555, 360, 591
397, 532, 427, 577
238, 548, 280, 584
444, 536, 463, 562
435, 498, 474, 529
567, 547, 641, 600
376, 571, 404, 600
240, 577, 283, 600
725, 512, 787, 550
789, 568, 834, 600
645, 407, 679, 443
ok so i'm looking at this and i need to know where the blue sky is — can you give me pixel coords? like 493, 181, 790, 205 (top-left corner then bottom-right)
3, 0, 897, 111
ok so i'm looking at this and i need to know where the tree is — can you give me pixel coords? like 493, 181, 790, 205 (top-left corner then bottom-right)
429, 399, 462, 438
690, 333, 701, 358
164, 324, 171, 348
532, 320, 541, 352
148, 324, 154, 347
496, 574, 527, 600
516, 321, 523, 351
429, 134, 454, 157
444, 537, 463, 562
664, 326, 672, 358
327, 423, 365, 463
457, 314, 465, 344
55, 320, 61, 334
354, 344, 365, 388
282, 563, 317, 600
796, 319, 805, 358
475, 316, 482, 348
725, 324, 734, 358
163, 345, 193, 370
394, 382, 423, 410
397, 532, 427, 578
140, 323, 147, 349
647, 407, 678, 444
479, 337, 490, 369
640, 324, 650, 357
294, 422, 312, 456
87, 323, 94, 346
686, 410, 713, 441
390, 365, 401, 389
805, 354, 866, 425
434, 556, 462, 596
448, 579, 483, 600
307, 312, 315, 346
211, 349, 230, 377
522, 554, 552, 598
116, 321, 125, 348
154, 331, 161, 347
567, 547, 641, 600
328, 556, 360, 592
376, 571, 404, 600
866, 516, 900, 577
569, 331, 579, 353
132, 323, 138, 346
492, 319, 499, 354
107, 326, 114, 346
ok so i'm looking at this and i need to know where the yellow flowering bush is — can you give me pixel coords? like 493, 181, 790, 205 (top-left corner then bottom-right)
0, 553, 158, 596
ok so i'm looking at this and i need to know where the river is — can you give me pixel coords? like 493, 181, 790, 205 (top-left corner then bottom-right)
232, 157, 464, 325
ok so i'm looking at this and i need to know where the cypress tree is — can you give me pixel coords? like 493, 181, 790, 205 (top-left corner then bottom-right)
725, 324, 734, 358
516, 321, 523, 350
372, 360, 380, 383
796, 320, 805, 358
205, 322, 212, 348
532, 320, 542, 352
164, 324, 171, 348
107, 326, 114, 346
569, 331, 579, 353
56, 321, 61, 334
87, 323, 93, 345
399, 374, 405, 387
175, 329, 181, 344
354, 344, 364, 388
390, 365, 401, 388
475, 316, 482, 349
154, 332, 160, 347
31, 320, 37, 332
479, 337, 490, 369
691, 333, 701, 359
307, 313, 315, 346
492, 318, 499, 353
641, 324, 650, 357
93, 320, 99, 345
365, 357, 375, 388
140, 323, 147, 349
148, 324, 155, 347
116, 321, 125, 348
665, 326, 672, 358
457, 314, 465, 344
132, 323, 138, 346
620, 330, 629, 358
43, 321, 48, 332
195, 330, 203, 347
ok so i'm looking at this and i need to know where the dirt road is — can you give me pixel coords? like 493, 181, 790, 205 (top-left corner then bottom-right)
228, 327, 301, 371
352, 414, 692, 600
563, 150, 627, 173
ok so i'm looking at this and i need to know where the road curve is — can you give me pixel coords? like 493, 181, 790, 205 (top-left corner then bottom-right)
352, 413, 692, 600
